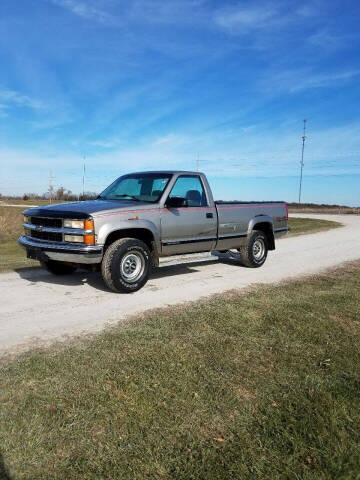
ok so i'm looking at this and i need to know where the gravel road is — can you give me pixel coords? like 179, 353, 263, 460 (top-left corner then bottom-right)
1, 214, 359, 355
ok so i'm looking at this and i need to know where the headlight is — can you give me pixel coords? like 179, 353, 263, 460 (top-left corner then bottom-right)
63, 219, 85, 229
64, 235, 84, 243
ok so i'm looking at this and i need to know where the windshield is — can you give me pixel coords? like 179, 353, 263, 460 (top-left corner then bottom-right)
98, 173, 172, 203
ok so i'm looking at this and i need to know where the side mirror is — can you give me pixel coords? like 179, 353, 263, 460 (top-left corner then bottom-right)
165, 196, 188, 208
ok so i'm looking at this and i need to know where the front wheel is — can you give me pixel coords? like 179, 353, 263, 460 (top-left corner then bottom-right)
101, 238, 151, 293
239, 230, 268, 268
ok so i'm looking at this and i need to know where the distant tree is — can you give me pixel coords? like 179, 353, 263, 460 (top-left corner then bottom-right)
55, 187, 65, 200
22, 193, 40, 200
79, 191, 98, 201
23, 194, 29, 201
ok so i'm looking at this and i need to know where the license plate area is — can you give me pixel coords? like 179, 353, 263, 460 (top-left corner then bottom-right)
26, 247, 45, 261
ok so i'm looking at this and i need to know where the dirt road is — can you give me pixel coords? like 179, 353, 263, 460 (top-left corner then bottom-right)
1, 214, 359, 354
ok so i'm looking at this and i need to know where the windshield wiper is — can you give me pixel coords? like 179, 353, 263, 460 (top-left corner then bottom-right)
114, 194, 141, 201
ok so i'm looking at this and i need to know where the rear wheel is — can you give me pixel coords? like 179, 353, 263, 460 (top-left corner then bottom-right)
101, 238, 151, 293
239, 230, 268, 268
41, 260, 77, 275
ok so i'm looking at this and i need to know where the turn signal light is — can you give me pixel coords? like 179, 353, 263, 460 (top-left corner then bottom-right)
84, 234, 95, 245
84, 219, 94, 230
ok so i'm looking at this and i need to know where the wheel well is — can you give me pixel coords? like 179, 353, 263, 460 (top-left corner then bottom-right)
104, 228, 155, 251
253, 222, 275, 250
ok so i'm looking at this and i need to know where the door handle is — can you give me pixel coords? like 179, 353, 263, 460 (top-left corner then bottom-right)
206, 212, 213, 218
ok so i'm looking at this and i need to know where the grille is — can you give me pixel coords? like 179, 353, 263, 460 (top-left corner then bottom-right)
30, 216, 62, 228
30, 230, 63, 242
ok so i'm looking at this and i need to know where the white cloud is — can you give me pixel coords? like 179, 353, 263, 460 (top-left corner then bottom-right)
0, 87, 45, 110
213, 1, 319, 34
50, 0, 114, 24
308, 30, 356, 50
214, 4, 279, 32
89, 139, 121, 148
260, 69, 360, 94
2, 121, 360, 197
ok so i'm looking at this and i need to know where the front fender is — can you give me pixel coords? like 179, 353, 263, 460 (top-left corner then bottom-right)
96, 218, 160, 248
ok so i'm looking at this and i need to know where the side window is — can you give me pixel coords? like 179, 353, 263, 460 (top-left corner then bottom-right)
168, 176, 207, 207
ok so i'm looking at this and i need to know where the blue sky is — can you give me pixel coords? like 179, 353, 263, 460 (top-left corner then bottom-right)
0, 0, 359, 205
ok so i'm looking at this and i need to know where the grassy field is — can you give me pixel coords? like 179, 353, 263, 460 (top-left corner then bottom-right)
0, 262, 359, 479
289, 206, 359, 215
0, 207, 38, 271
0, 206, 343, 273
0, 198, 51, 206
287, 217, 342, 236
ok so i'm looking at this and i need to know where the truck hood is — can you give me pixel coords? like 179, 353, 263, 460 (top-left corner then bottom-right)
24, 199, 156, 219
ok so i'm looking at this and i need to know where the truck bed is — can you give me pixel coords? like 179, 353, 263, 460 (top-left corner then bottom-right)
214, 200, 288, 250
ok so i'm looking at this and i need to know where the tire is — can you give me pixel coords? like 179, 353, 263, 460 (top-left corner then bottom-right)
240, 230, 268, 268
101, 238, 151, 293
41, 260, 77, 275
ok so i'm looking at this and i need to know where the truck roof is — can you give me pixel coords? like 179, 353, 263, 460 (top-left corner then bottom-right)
125, 170, 203, 176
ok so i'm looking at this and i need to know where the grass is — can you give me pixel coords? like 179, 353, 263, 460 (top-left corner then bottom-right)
0, 262, 359, 479
0, 198, 51, 206
0, 206, 343, 273
287, 217, 342, 236
289, 205, 359, 215
0, 207, 37, 271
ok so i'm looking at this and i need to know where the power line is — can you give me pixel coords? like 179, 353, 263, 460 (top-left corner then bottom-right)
298, 119, 307, 204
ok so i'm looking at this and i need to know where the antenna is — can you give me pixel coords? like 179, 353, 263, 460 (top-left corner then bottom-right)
298, 119, 307, 204
82, 157, 86, 200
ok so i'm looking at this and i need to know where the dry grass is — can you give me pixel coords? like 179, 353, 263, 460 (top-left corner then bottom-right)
289, 206, 359, 214
0, 207, 25, 242
0, 207, 37, 271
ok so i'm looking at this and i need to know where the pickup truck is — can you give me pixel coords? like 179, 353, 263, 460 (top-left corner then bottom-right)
19, 171, 288, 293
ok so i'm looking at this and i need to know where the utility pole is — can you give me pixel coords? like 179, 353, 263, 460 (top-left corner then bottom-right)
49, 170, 53, 204
82, 157, 86, 200
196, 153, 200, 172
298, 119, 307, 204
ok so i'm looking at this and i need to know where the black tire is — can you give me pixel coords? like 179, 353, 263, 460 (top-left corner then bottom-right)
240, 230, 268, 268
41, 260, 77, 275
101, 238, 151, 293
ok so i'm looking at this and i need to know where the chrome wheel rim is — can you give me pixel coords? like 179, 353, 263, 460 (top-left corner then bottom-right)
120, 252, 145, 282
252, 239, 265, 262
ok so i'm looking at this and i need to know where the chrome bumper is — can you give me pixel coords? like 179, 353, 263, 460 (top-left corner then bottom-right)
18, 236, 103, 264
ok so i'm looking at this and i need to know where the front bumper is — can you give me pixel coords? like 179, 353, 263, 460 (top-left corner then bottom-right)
18, 236, 103, 264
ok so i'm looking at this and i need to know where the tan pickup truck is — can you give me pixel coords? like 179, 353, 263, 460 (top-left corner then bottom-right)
19, 171, 288, 292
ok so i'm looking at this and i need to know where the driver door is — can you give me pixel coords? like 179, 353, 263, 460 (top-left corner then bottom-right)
160, 175, 217, 255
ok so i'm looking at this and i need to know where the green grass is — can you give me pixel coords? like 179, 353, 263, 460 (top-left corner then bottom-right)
287, 216, 341, 236
1, 262, 359, 479
0, 241, 37, 271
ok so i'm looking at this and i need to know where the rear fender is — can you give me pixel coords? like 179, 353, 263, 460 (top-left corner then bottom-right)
248, 216, 275, 250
